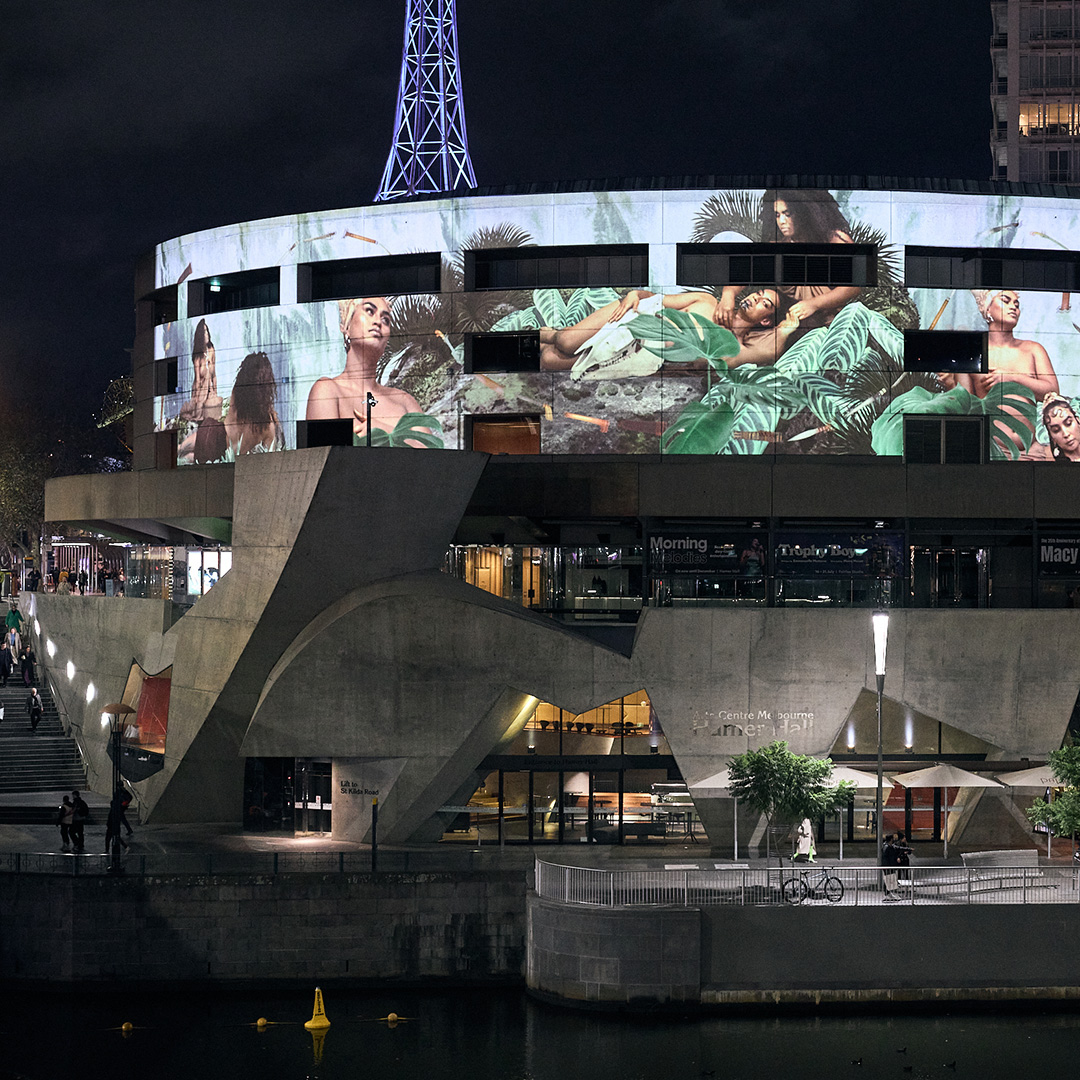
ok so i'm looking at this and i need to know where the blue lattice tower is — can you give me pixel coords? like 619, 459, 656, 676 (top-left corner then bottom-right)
375, 0, 477, 201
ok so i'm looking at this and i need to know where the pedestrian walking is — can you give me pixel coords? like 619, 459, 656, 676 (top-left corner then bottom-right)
57, 796, 74, 848
70, 790, 88, 850
27, 687, 43, 732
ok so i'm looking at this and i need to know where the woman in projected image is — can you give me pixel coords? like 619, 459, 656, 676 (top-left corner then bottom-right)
178, 319, 223, 423
224, 351, 285, 456
1032, 393, 1080, 462
963, 290, 1060, 402
306, 297, 425, 440
539, 287, 799, 372
711, 189, 860, 335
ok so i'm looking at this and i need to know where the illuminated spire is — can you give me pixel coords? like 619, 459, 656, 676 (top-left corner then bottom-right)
375, 0, 477, 201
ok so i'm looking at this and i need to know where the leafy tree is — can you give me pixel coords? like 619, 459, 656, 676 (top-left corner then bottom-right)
1026, 746, 1080, 846
726, 741, 854, 865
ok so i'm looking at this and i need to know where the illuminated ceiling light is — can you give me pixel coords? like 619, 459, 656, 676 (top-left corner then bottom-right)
86, 682, 96, 704
66, 660, 75, 680
46, 639, 56, 658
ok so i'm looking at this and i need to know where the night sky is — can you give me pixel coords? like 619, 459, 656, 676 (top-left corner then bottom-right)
2, 0, 989, 427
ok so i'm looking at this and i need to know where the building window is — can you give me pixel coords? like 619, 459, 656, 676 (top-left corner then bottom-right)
464, 332, 541, 373
188, 268, 280, 317
677, 243, 876, 286
905, 246, 1080, 291
301, 252, 441, 302
155, 359, 179, 395
468, 415, 542, 454
903, 330, 984, 374
904, 416, 985, 464
1047, 149, 1072, 183
465, 245, 648, 291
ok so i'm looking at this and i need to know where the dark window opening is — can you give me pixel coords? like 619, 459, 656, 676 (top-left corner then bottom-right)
677, 243, 875, 286
903, 330, 986, 373
905, 245, 1080, 291
188, 268, 280, 316
465, 332, 541, 372
303, 252, 442, 302
904, 416, 985, 464
297, 419, 354, 448
466, 245, 648, 291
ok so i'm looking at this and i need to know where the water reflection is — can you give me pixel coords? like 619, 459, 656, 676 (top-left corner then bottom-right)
5, 988, 1080, 1079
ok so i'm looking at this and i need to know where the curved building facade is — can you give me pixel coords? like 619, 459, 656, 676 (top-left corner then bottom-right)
38, 180, 1080, 851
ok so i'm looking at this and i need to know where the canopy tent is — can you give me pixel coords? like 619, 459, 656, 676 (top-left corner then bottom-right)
995, 765, 1058, 856
892, 764, 1003, 859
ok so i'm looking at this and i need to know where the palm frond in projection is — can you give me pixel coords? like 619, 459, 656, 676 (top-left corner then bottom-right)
691, 191, 761, 243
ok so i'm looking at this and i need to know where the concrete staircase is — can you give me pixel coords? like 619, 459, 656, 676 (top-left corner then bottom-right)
0, 680, 87, 806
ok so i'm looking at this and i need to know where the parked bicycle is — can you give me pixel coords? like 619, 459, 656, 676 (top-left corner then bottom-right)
783, 861, 844, 904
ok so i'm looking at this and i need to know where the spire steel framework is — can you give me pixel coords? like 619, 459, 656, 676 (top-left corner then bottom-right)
375, 0, 477, 201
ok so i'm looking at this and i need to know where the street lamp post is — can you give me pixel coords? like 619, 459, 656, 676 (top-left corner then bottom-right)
872, 610, 890, 866
365, 392, 378, 447
102, 703, 135, 874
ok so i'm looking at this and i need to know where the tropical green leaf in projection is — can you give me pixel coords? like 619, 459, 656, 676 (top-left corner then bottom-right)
365, 413, 444, 449
532, 289, 567, 328
563, 287, 621, 325
864, 307, 906, 363
814, 301, 873, 373
703, 365, 805, 415
626, 308, 741, 366
489, 305, 543, 332
869, 382, 1036, 459
774, 326, 829, 377
661, 402, 736, 454
726, 399, 785, 455
784, 372, 861, 434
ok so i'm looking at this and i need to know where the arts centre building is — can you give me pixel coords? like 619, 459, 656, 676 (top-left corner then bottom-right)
37, 178, 1080, 852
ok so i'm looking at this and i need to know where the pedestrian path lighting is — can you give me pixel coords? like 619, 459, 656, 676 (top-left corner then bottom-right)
873, 610, 889, 865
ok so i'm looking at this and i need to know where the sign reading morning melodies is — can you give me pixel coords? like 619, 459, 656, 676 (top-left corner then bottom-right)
151, 188, 1080, 465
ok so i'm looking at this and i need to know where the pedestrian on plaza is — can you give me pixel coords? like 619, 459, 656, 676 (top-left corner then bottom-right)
57, 796, 74, 848
104, 786, 130, 856
881, 833, 902, 901
70, 790, 89, 850
6, 624, 19, 657
20, 643, 36, 686
793, 816, 816, 862
96, 563, 106, 593
27, 686, 43, 732
0, 641, 13, 687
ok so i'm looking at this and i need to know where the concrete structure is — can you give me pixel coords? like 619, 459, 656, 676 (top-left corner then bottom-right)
38, 179, 1080, 853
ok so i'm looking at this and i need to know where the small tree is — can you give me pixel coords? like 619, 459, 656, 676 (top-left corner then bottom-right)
726, 741, 855, 866
1026, 746, 1080, 850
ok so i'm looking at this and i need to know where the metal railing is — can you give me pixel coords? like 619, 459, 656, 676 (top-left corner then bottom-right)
0, 848, 513, 877
534, 859, 1080, 907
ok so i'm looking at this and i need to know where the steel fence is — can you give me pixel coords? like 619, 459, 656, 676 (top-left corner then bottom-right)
533, 859, 1080, 907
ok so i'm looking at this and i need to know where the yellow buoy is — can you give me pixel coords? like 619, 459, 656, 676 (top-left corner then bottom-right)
386, 1012, 398, 1023
121, 1022, 134, 1033
304, 986, 331, 1030
256, 1017, 268, 1029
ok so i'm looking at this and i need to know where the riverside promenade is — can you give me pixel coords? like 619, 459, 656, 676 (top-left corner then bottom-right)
3, 803, 1080, 1011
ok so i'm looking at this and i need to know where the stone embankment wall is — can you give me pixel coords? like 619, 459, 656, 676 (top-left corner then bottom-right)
0, 871, 525, 986
527, 893, 1080, 1009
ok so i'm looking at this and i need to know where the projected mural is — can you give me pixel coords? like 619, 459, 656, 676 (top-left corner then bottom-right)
151, 187, 1080, 462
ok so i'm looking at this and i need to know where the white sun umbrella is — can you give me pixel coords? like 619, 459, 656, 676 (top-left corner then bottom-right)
892, 764, 1004, 859
995, 766, 1058, 856
826, 766, 895, 860
690, 769, 738, 859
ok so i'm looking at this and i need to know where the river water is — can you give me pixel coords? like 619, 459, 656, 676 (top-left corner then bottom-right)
4, 988, 1079, 1080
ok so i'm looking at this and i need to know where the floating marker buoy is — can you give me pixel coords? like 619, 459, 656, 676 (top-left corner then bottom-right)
121, 1022, 133, 1033
387, 1012, 398, 1023
304, 986, 330, 1030
256, 1017, 268, 1029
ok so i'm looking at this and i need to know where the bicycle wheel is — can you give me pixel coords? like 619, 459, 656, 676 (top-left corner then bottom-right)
783, 877, 806, 904
823, 876, 844, 903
